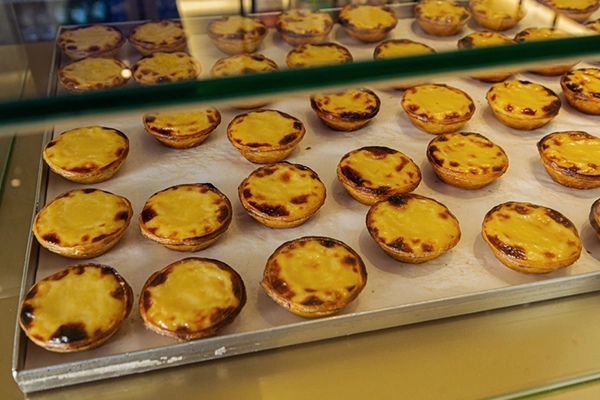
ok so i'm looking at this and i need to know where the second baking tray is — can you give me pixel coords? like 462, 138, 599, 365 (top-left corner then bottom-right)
13, 2, 600, 393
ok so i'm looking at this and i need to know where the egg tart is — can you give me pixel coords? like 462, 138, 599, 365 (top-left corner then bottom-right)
132, 52, 201, 85
286, 42, 353, 68
238, 162, 326, 229
210, 53, 278, 109
140, 257, 246, 340
514, 28, 578, 76
427, 132, 509, 189
560, 68, 600, 115
43, 126, 129, 184
537, 131, 600, 189
486, 80, 561, 130
139, 183, 232, 252
366, 193, 461, 264
58, 57, 130, 93
337, 146, 422, 205
33, 188, 133, 258
590, 198, 600, 240
19, 263, 133, 352
585, 18, 600, 31
338, 4, 398, 43
276, 9, 334, 46
469, 0, 526, 31
207, 15, 268, 55
457, 31, 515, 82
373, 39, 436, 90
57, 24, 125, 60
539, 0, 599, 23
129, 19, 187, 56
310, 88, 380, 131
482, 201, 582, 274
261, 236, 367, 318
227, 109, 305, 163
143, 107, 221, 149
414, 0, 471, 36
401, 84, 475, 134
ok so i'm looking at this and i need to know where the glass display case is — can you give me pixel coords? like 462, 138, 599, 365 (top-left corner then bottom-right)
4, 0, 600, 398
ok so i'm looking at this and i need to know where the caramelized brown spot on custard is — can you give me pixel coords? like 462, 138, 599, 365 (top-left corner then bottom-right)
302, 296, 324, 306
341, 165, 369, 186
115, 211, 129, 221
488, 235, 526, 259
141, 207, 158, 223
111, 286, 125, 300
343, 256, 356, 266
142, 291, 153, 311
20, 304, 35, 328
279, 133, 298, 145
291, 194, 309, 204
42, 233, 61, 245
318, 238, 335, 248
217, 205, 230, 223
389, 237, 413, 253
250, 202, 289, 217
387, 194, 409, 207
50, 322, 88, 344
545, 209, 575, 229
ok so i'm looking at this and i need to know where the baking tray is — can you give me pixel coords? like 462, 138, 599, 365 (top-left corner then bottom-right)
13, 1, 600, 393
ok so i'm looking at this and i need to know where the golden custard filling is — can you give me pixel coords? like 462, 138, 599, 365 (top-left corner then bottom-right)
209, 15, 266, 39
211, 54, 277, 76
417, 0, 469, 23
131, 21, 184, 44
340, 147, 420, 190
562, 69, 600, 97
61, 58, 127, 87
539, 131, 600, 176
287, 44, 352, 67
487, 80, 560, 119
141, 185, 229, 240
22, 265, 128, 344
428, 132, 508, 175
142, 259, 241, 332
312, 89, 378, 116
374, 40, 435, 58
241, 163, 325, 220
264, 238, 365, 306
59, 25, 122, 51
35, 189, 131, 247
144, 108, 220, 137
278, 9, 332, 34
403, 84, 474, 121
483, 202, 581, 265
543, 0, 598, 11
470, 0, 524, 17
369, 196, 460, 252
137, 52, 199, 74
341, 5, 397, 29
229, 110, 303, 148
44, 126, 127, 171
515, 27, 572, 41
459, 31, 514, 47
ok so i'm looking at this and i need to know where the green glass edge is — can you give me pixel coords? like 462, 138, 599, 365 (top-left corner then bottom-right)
1, 35, 599, 127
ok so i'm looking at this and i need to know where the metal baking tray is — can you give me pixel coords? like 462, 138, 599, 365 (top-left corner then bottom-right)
13, 1, 600, 393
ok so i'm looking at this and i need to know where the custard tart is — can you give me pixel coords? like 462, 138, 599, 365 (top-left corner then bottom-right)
132, 52, 201, 85
414, 0, 471, 36
57, 24, 125, 60
43, 126, 129, 184
276, 9, 334, 46
401, 84, 475, 134
486, 80, 561, 130
140, 257, 246, 340
482, 201, 582, 274
373, 39, 436, 90
207, 15, 268, 55
427, 132, 509, 189
514, 28, 578, 76
337, 146, 421, 205
261, 236, 367, 318
139, 183, 232, 252
58, 57, 130, 93
129, 19, 187, 56
238, 162, 326, 228
227, 109, 305, 163
310, 88, 380, 131
469, 0, 526, 31
33, 189, 132, 259
539, 0, 599, 23
143, 107, 221, 149
286, 43, 353, 68
537, 131, 600, 189
457, 31, 515, 82
19, 263, 133, 352
338, 4, 398, 43
367, 193, 461, 264
560, 68, 600, 115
